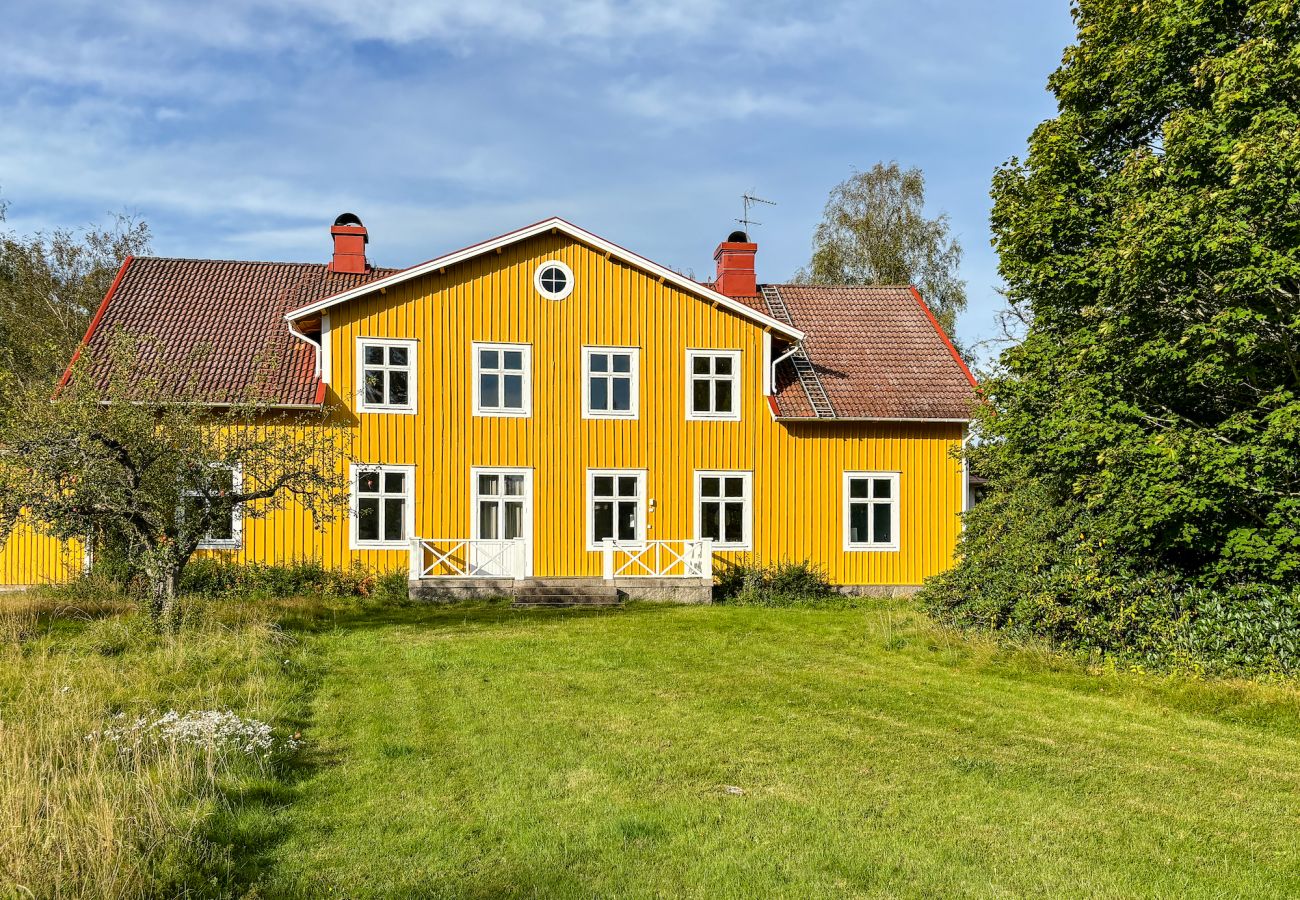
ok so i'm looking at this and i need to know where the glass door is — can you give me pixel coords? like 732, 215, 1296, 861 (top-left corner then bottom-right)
472, 469, 531, 576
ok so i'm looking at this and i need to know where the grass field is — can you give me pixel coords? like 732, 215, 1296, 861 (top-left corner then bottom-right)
3, 593, 1299, 898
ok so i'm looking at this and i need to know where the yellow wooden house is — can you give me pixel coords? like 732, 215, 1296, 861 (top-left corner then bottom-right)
0, 215, 977, 601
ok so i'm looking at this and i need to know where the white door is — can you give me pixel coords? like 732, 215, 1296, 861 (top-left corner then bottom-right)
471, 469, 531, 576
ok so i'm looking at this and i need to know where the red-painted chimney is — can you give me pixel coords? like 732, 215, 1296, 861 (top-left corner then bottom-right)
329, 212, 369, 274
713, 230, 757, 298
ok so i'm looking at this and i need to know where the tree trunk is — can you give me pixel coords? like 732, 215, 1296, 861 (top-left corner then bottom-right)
146, 559, 180, 630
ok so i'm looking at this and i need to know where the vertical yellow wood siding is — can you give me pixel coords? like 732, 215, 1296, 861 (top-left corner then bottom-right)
0, 517, 84, 587
1, 232, 965, 587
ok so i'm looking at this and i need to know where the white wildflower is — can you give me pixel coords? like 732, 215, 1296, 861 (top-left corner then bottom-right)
85, 709, 299, 758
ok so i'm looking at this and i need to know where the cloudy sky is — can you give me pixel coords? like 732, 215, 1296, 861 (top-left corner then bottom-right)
1, 1, 1075, 351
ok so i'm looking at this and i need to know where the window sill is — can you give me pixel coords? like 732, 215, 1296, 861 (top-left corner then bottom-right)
845, 544, 900, 553
351, 540, 411, 551
685, 413, 741, 422
197, 542, 241, 551
473, 409, 531, 418
583, 411, 639, 421
357, 405, 418, 415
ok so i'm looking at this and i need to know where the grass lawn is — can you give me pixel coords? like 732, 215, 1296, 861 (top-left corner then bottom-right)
3, 594, 1299, 898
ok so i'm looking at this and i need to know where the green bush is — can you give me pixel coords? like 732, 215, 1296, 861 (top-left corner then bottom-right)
178, 559, 402, 601
714, 558, 837, 607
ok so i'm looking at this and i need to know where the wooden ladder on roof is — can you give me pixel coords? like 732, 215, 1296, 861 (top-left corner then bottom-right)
760, 285, 836, 418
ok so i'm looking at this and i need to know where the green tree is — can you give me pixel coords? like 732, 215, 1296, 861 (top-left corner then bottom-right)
0, 199, 150, 405
929, 0, 1300, 628
800, 162, 966, 335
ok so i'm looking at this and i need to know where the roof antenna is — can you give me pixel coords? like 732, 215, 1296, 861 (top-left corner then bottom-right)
737, 192, 776, 237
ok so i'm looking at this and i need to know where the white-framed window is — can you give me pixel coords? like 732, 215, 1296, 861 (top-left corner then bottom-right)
473, 468, 531, 542
534, 260, 575, 301
686, 350, 741, 421
582, 347, 639, 419
844, 471, 900, 551
587, 469, 646, 549
350, 464, 415, 549
473, 342, 532, 417
694, 470, 752, 550
356, 337, 417, 414
183, 463, 243, 550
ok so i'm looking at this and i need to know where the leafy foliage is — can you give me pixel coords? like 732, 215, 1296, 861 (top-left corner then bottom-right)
925, 0, 1300, 673
714, 557, 837, 606
179, 559, 409, 603
799, 162, 967, 335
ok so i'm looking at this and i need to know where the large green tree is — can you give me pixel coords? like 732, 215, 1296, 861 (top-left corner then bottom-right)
948, 0, 1300, 598
800, 162, 967, 335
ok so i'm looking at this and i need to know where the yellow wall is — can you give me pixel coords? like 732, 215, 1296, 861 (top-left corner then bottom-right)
1, 231, 966, 587
0, 517, 84, 587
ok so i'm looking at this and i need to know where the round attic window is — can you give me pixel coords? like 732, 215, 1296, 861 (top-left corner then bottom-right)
534, 260, 574, 301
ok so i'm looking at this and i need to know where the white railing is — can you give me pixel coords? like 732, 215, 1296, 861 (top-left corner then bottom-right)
601, 539, 714, 580
409, 538, 528, 579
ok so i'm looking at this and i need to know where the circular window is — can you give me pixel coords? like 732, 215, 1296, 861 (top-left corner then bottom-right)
534, 260, 574, 301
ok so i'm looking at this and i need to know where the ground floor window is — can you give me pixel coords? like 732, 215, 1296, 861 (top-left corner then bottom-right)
474, 469, 529, 540
695, 470, 752, 549
844, 471, 899, 550
588, 469, 646, 548
351, 464, 415, 548
183, 463, 242, 550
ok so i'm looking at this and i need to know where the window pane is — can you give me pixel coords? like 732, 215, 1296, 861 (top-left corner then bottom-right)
208, 509, 234, 542
364, 345, 384, 365
213, 468, 235, 492
480, 349, 498, 369
714, 356, 733, 376
478, 474, 498, 496
714, 379, 733, 413
724, 502, 744, 544
388, 371, 409, 405
612, 354, 631, 373
504, 475, 525, 496
617, 476, 638, 497
481, 374, 499, 408
590, 377, 608, 410
849, 503, 869, 544
503, 375, 523, 409
724, 477, 744, 498
383, 499, 405, 541
701, 477, 720, 498
612, 378, 630, 411
388, 346, 409, 366
384, 472, 404, 493
872, 502, 892, 544
692, 356, 710, 375
873, 478, 892, 499
593, 501, 614, 541
359, 472, 380, 493
594, 476, 613, 497
617, 501, 637, 541
590, 353, 608, 373
479, 501, 499, 539
503, 502, 524, 539
503, 350, 523, 371
701, 502, 720, 541
364, 371, 385, 405
358, 498, 380, 541
849, 478, 869, 499
692, 378, 711, 412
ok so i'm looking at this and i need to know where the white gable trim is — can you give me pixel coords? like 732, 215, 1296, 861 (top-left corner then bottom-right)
284, 217, 804, 341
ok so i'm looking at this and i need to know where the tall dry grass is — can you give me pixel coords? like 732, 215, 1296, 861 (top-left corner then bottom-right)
0, 591, 311, 898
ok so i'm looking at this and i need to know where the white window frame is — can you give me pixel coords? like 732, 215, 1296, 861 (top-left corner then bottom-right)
355, 337, 417, 414
534, 259, 575, 301
472, 342, 532, 418
685, 349, 741, 421
186, 463, 243, 551
349, 463, 416, 550
843, 471, 900, 552
693, 470, 753, 550
582, 346, 640, 420
586, 468, 647, 551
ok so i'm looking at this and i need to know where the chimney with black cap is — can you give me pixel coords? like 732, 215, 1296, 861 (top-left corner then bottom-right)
329, 212, 370, 274
713, 230, 758, 298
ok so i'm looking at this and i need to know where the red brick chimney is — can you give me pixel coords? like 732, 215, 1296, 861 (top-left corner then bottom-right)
329, 212, 369, 275
713, 230, 757, 298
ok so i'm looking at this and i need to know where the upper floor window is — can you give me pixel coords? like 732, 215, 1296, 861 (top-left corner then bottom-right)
182, 463, 242, 550
351, 464, 414, 548
686, 350, 740, 421
583, 347, 639, 419
473, 342, 532, 417
534, 260, 575, 301
588, 469, 646, 549
695, 470, 752, 550
356, 338, 416, 414
844, 472, 899, 551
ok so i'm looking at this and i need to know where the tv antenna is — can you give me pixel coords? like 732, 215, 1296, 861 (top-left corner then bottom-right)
737, 193, 776, 235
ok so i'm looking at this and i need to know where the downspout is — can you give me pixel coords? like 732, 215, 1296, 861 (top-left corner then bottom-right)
769, 343, 800, 394
287, 318, 322, 378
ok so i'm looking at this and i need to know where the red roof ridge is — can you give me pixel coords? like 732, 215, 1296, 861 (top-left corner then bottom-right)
55, 254, 133, 395
907, 285, 977, 389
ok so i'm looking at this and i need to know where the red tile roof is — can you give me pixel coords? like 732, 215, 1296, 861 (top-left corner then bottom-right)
752, 284, 977, 420
79, 257, 397, 405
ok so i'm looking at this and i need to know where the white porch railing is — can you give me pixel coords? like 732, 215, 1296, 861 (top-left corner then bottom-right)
601, 539, 714, 580
409, 538, 528, 579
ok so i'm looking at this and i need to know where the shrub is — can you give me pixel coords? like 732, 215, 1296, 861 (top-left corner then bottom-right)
176, 559, 400, 601
714, 558, 836, 607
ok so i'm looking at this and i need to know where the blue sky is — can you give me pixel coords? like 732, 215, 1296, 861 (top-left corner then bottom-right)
1, 1, 1075, 354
